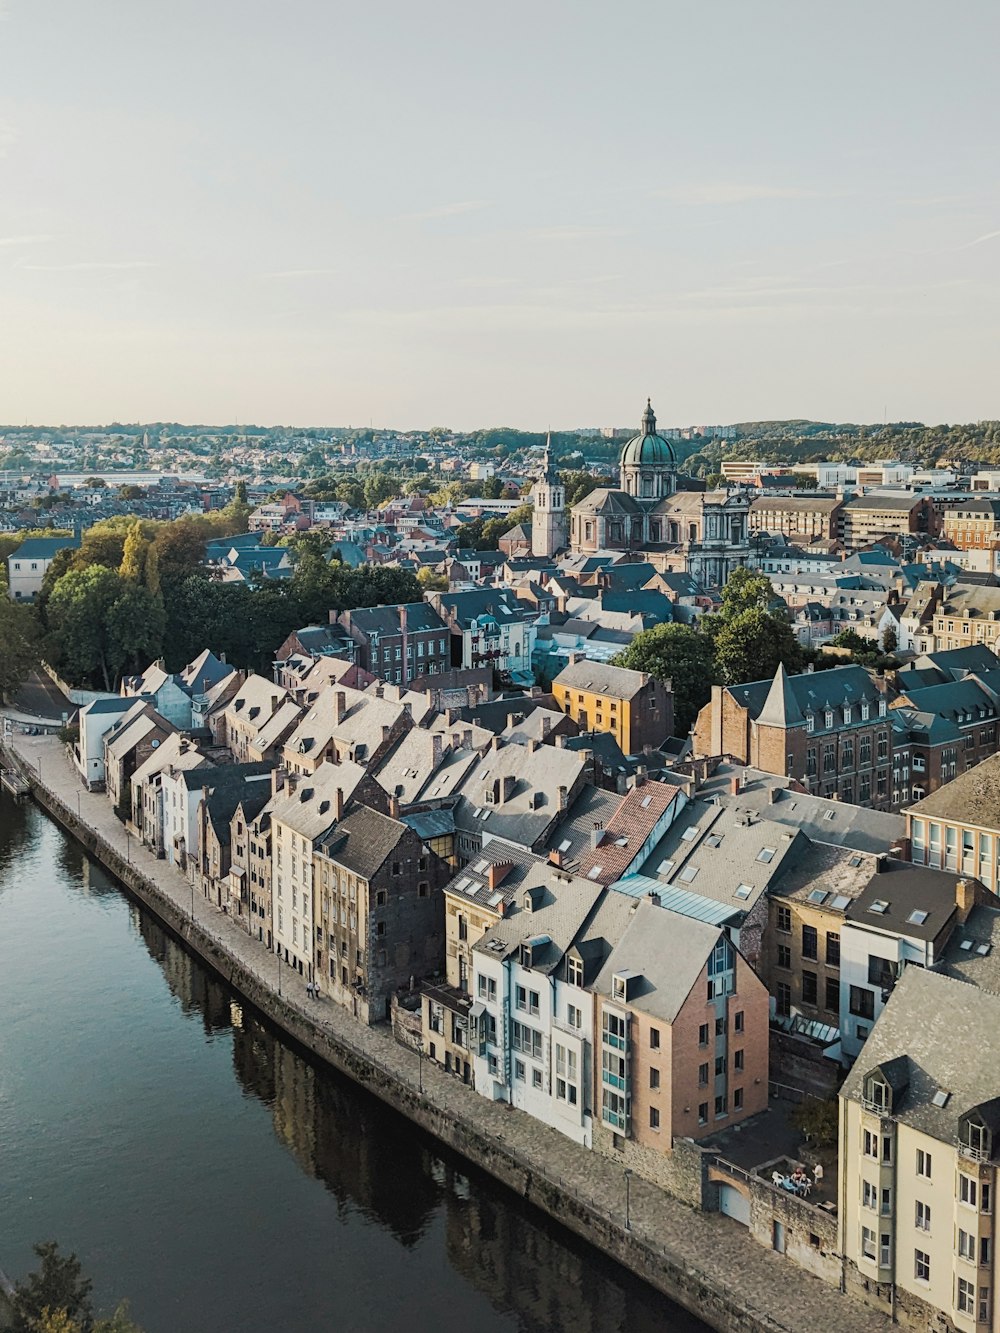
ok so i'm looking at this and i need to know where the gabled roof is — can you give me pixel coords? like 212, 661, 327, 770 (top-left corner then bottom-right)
756, 662, 804, 729
316, 805, 409, 880
554, 659, 652, 700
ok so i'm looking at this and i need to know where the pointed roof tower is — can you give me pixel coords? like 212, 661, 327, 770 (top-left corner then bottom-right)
756, 661, 805, 730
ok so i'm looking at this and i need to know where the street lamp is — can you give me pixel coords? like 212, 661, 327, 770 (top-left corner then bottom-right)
624, 1168, 633, 1232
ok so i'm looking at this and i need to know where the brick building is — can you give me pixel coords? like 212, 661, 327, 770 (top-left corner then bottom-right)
692, 663, 896, 810
839, 493, 936, 550
337, 602, 450, 686
749, 494, 843, 544
314, 804, 450, 1023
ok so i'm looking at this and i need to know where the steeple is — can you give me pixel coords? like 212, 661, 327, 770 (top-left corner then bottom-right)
756, 661, 804, 730
642, 397, 656, 435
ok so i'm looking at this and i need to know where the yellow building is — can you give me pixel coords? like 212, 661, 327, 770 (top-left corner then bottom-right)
552, 659, 673, 756
840, 968, 1000, 1332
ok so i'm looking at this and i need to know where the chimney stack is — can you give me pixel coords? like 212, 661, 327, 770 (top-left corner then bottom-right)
335, 787, 344, 821
335, 690, 347, 725
956, 877, 977, 922
389, 793, 400, 819
729, 775, 741, 796
541, 714, 552, 738
432, 732, 444, 766
558, 784, 569, 812
487, 861, 513, 891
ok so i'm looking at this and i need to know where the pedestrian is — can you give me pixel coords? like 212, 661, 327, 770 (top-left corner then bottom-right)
813, 1162, 824, 1184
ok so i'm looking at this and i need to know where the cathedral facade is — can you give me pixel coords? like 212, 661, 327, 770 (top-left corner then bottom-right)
568, 399, 751, 590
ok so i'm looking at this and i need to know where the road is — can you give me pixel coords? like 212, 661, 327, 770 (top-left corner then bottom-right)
10, 670, 72, 723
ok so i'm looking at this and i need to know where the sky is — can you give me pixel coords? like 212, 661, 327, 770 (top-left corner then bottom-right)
0, 0, 998, 431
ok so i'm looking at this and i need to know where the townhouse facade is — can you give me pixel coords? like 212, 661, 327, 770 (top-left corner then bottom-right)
551, 659, 674, 755
337, 602, 450, 686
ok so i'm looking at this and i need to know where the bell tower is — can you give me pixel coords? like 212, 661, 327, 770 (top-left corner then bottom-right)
531, 434, 566, 557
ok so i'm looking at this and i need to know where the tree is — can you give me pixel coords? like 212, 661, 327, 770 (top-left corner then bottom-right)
612, 623, 718, 735
118, 522, 148, 582
10, 1242, 93, 1333
714, 608, 803, 686
0, 598, 38, 702
46, 566, 164, 689
83, 476, 106, 488
117, 484, 145, 500
11, 1243, 144, 1333
882, 625, 898, 656
416, 566, 448, 591
719, 567, 780, 621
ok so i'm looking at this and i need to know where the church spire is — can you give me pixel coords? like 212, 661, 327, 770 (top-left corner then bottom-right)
642, 397, 656, 435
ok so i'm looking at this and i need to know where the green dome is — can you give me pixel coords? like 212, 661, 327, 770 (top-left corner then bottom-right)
619, 399, 676, 469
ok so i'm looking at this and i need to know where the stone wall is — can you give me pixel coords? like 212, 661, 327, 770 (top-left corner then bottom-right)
592, 1121, 712, 1210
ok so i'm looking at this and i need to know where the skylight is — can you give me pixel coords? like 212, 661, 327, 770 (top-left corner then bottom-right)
558, 839, 572, 853
681, 826, 699, 842
757, 847, 776, 864
869, 900, 889, 915
588, 865, 602, 880
823, 810, 835, 821
640, 794, 652, 808
679, 865, 699, 883
931, 1089, 951, 1108
734, 884, 753, 900
705, 834, 723, 848
960, 939, 974, 951
906, 909, 928, 926
657, 859, 674, 877
977, 943, 992, 956
808, 889, 829, 905
830, 895, 851, 912
848, 855, 863, 868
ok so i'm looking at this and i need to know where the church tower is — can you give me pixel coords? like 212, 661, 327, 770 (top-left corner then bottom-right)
531, 434, 566, 557
619, 398, 677, 501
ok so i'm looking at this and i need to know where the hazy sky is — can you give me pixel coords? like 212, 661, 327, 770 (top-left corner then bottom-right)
1, 1, 998, 429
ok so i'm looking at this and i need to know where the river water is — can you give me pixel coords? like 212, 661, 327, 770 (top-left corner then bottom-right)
0, 797, 708, 1333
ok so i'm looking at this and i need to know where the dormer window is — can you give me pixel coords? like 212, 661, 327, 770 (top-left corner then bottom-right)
864, 1073, 890, 1112
879, 698, 887, 717
806, 712, 815, 733
825, 710, 834, 729
567, 955, 584, 986
844, 705, 852, 724
861, 702, 870, 721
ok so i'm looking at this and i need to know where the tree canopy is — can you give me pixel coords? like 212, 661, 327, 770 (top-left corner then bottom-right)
611, 623, 718, 734
10, 1242, 144, 1333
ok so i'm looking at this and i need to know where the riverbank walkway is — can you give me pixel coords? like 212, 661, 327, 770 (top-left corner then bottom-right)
10, 731, 892, 1333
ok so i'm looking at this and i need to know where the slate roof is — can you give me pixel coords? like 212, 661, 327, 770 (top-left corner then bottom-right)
726, 663, 883, 725
697, 765, 907, 853
317, 805, 409, 881
592, 900, 727, 1024
907, 750, 1000, 826
343, 601, 447, 635
471, 873, 604, 973
839, 967, 1000, 1144
768, 841, 880, 907
845, 861, 972, 944
554, 659, 653, 700
8, 534, 80, 560
938, 904, 1000, 992
268, 760, 367, 839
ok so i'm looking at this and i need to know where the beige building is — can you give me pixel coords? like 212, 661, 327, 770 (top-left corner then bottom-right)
907, 753, 1000, 895
840, 968, 1000, 1332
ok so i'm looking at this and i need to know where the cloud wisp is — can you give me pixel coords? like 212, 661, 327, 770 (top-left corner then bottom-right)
654, 183, 833, 206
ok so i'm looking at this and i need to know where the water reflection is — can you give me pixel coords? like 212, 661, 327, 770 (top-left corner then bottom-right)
0, 791, 37, 880
127, 910, 704, 1331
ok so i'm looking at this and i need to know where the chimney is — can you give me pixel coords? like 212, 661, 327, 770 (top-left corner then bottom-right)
487, 861, 513, 891
541, 714, 552, 738
271, 767, 287, 796
445, 707, 459, 725
432, 733, 444, 766
335, 787, 344, 821
956, 877, 976, 922
768, 787, 780, 804
548, 848, 563, 868
730, 775, 741, 796
335, 690, 347, 725
590, 824, 605, 850
555, 733, 566, 748
375, 681, 384, 698
527, 737, 541, 754
462, 728, 473, 749
647, 889, 661, 907
501, 774, 517, 802
286, 772, 299, 795
558, 784, 569, 812
490, 735, 502, 752
389, 794, 400, 819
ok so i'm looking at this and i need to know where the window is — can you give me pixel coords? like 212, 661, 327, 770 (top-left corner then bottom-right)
649, 1027, 660, 1050
650, 1067, 660, 1089
649, 1107, 660, 1130
514, 1059, 525, 1082
603, 1009, 627, 1049
826, 932, 841, 967
863, 1129, 879, 1159
715, 1055, 725, 1076
802, 970, 818, 1005
734, 1010, 744, 1034
959, 1229, 976, 1260
699, 1023, 710, 1046
566, 1003, 582, 1028
777, 944, 792, 969
915, 1200, 931, 1231
801, 924, 818, 960
714, 1094, 727, 1118
916, 1149, 932, 1179
458, 914, 468, 942
715, 1015, 727, 1036
957, 1278, 976, 1315
567, 956, 584, 986
516, 985, 527, 1011
698, 1102, 708, 1125
734, 1049, 744, 1072
825, 976, 840, 1012
850, 986, 875, 1019
734, 1087, 743, 1111
698, 1062, 709, 1086
602, 1088, 627, 1130
915, 1250, 930, 1283
861, 1227, 876, 1261
961, 1175, 979, 1208
528, 989, 539, 1016
863, 1180, 878, 1210
776, 982, 791, 1017
777, 906, 791, 933
532, 1068, 543, 1089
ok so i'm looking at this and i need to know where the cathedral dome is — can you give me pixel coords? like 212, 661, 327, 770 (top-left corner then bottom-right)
619, 398, 676, 469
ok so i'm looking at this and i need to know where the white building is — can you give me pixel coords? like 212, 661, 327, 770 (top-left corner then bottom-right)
7, 533, 80, 602
75, 696, 144, 790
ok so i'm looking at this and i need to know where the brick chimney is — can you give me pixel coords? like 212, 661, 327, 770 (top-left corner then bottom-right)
431, 733, 444, 766
956, 877, 977, 922
487, 861, 513, 891
541, 714, 552, 738
389, 793, 400, 818
335, 690, 347, 725
730, 775, 741, 796
335, 787, 344, 820
558, 784, 568, 812
548, 849, 563, 868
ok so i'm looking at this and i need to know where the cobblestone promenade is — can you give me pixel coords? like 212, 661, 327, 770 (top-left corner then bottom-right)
11, 732, 892, 1333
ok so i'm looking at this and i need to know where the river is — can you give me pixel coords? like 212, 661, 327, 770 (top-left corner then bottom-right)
0, 796, 708, 1333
